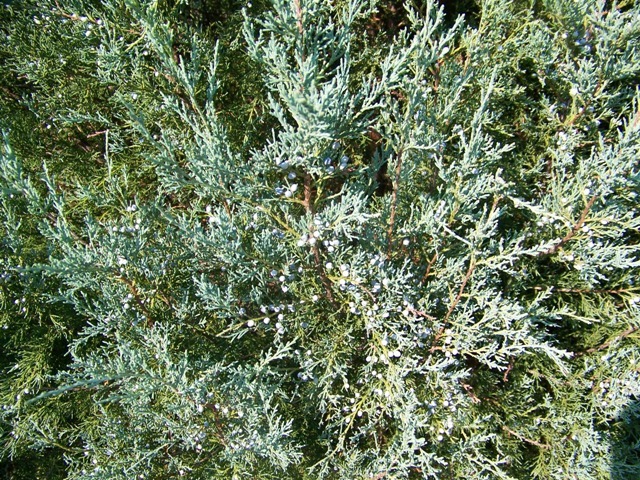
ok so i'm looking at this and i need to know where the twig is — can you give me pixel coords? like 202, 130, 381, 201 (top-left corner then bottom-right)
53, 1, 105, 29
303, 172, 313, 214
220, 195, 232, 218
631, 107, 640, 130
445, 257, 476, 323
407, 306, 436, 321
118, 275, 155, 327
502, 426, 550, 450
313, 243, 336, 304
532, 286, 635, 296
460, 382, 481, 404
430, 60, 442, 96
430, 257, 476, 352
1, 85, 22, 102
386, 149, 404, 258
188, 324, 220, 345
420, 251, 439, 284
574, 326, 638, 357
293, 0, 304, 37
86, 130, 108, 138
302, 172, 336, 304
566, 82, 602, 127
290, 2, 334, 303
503, 357, 515, 383
540, 195, 597, 256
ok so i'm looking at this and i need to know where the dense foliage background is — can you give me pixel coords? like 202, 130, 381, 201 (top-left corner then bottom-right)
1, 0, 639, 478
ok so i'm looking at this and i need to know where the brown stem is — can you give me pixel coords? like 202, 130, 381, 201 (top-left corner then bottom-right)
567, 81, 605, 127
430, 60, 442, 96
574, 326, 638, 357
156, 290, 174, 309
445, 257, 476, 323
1, 86, 22, 102
293, 0, 304, 37
532, 286, 635, 295
503, 357, 515, 383
386, 149, 404, 258
407, 306, 435, 321
86, 130, 108, 138
303, 172, 314, 214
502, 426, 550, 450
118, 275, 155, 327
460, 382, 481, 404
540, 195, 597, 256
221, 195, 232, 218
632, 107, 640, 130
188, 324, 220, 344
291, 2, 334, 303
421, 251, 439, 285
313, 243, 336, 304
302, 172, 335, 304
430, 257, 476, 352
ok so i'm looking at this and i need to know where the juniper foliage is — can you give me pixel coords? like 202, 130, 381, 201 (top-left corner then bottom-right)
1, 0, 639, 479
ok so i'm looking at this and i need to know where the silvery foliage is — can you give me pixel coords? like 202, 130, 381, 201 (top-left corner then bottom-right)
1, 0, 639, 478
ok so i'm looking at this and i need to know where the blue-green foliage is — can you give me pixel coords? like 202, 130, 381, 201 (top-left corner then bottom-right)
1, 0, 639, 478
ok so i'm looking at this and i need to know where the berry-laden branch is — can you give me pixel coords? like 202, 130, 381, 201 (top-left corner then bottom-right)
303, 172, 335, 304
117, 275, 155, 327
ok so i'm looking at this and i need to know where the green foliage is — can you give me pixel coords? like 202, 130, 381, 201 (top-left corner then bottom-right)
1, 0, 639, 478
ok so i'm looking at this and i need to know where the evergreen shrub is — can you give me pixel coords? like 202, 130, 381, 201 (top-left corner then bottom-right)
1, 0, 639, 478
